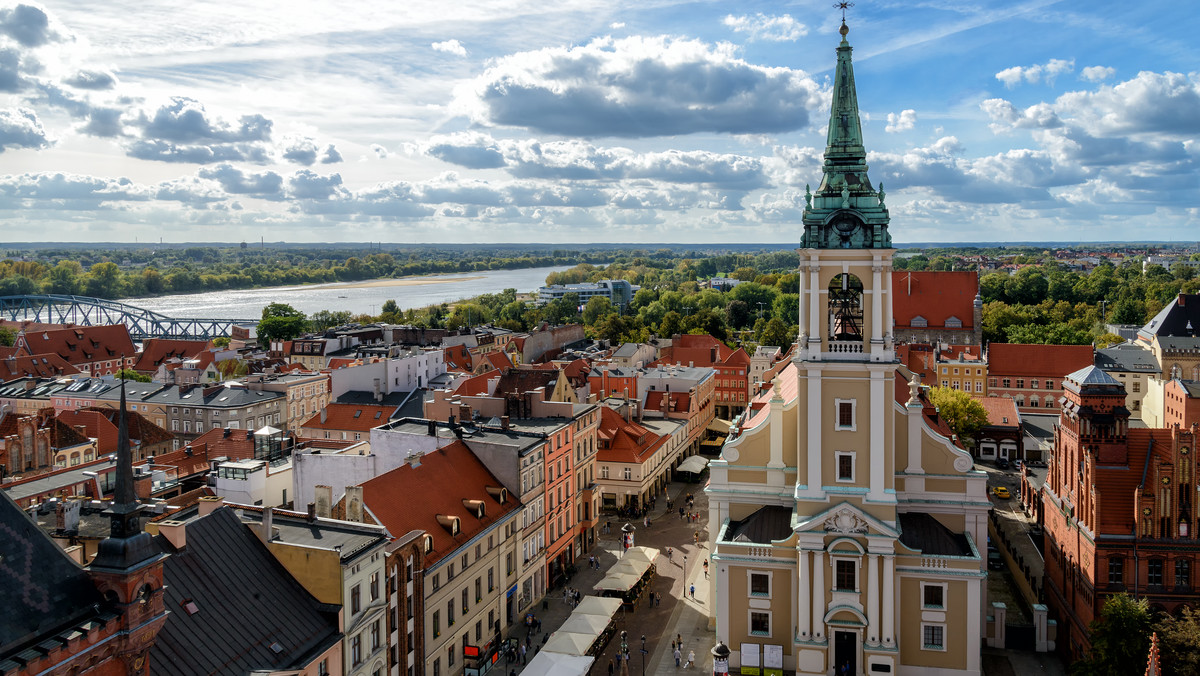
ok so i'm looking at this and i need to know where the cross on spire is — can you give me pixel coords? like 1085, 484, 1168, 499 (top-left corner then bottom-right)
834, 1, 855, 23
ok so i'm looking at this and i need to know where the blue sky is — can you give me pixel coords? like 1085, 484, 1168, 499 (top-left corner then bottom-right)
0, 0, 1197, 244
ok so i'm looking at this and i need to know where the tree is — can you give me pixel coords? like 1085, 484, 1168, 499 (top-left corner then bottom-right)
0, 326, 14, 347
1072, 593, 1151, 676
1156, 606, 1200, 675
658, 311, 683, 338
84, 262, 124, 299
310, 309, 353, 331
725, 299, 752, 329
43, 260, 82, 295
258, 303, 308, 342
582, 296, 614, 326
927, 387, 988, 445
757, 317, 792, 348
212, 337, 231, 348
1109, 298, 1144, 325
114, 368, 152, 383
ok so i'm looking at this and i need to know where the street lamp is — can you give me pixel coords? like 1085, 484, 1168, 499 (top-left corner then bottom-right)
640, 635, 647, 676
712, 640, 731, 676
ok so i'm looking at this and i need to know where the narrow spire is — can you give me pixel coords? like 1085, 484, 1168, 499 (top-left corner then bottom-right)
112, 374, 137, 507
822, 18, 868, 186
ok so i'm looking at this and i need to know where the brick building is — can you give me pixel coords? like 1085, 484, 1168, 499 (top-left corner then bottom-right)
986, 343, 1094, 414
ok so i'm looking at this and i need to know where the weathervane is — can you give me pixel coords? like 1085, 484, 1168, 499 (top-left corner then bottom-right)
834, 1, 855, 22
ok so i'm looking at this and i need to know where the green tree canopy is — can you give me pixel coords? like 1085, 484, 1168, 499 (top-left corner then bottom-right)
1156, 606, 1200, 675
1071, 593, 1151, 676
115, 368, 152, 383
258, 303, 308, 343
927, 387, 989, 445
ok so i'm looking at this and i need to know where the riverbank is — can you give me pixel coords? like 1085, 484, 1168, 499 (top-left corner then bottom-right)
329, 274, 486, 290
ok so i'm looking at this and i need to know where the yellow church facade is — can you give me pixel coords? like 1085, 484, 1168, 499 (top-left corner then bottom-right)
706, 21, 991, 676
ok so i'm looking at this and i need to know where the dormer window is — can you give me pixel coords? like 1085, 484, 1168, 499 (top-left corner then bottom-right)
911, 316, 928, 328
945, 316, 962, 329
424, 535, 434, 553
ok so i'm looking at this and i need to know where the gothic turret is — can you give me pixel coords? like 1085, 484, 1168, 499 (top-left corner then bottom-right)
800, 20, 891, 249
90, 378, 158, 571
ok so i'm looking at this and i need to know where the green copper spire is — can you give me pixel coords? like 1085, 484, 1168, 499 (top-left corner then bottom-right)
801, 20, 891, 249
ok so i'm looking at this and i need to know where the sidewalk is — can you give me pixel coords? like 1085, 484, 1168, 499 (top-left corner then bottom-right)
499, 478, 715, 675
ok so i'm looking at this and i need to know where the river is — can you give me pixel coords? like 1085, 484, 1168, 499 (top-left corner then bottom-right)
124, 265, 572, 320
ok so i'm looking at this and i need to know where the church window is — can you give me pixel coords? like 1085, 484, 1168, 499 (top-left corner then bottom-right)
836, 452, 855, 482
835, 400, 856, 431
922, 582, 946, 609
749, 571, 771, 597
921, 624, 945, 651
835, 560, 857, 591
828, 274, 864, 341
749, 611, 771, 637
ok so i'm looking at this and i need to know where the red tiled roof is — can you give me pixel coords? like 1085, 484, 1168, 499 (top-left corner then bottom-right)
891, 271, 978, 329
978, 397, 1020, 428
359, 440, 519, 565
56, 409, 118, 453
300, 403, 393, 432
669, 334, 732, 367
482, 351, 513, 371
0, 353, 80, 378
722, 347, 751, 367
188, 427, 260, 461
16, 324, 136, 365
444, 344, 472, 372
132, 338, 211, 372
644, 390, 691, 413
452, 372, 494, 396
596, 406, 667, 464
1095, 428, 1170, 534
987, 343, 1094, 379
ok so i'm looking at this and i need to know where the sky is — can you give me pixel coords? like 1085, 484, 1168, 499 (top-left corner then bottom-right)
0, 0, 1198, 245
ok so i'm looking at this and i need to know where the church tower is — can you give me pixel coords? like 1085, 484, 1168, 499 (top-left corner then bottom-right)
707, 19, 988, 676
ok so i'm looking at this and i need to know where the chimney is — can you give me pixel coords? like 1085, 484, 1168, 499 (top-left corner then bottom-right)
407, 451, 423, 468
427, 419, 437, 436
373, 378, 382, 403
345, 485, 364, 523
261, 506, 275, 541
501, 415, 510, 431
314, 485, 332, 518
198, 495, 225, 516
306, 502, 317, 522
320, 407, 327, 424
158, 520, 187, 549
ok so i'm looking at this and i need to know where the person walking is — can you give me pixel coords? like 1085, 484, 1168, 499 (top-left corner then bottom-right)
608, 657, 615, 675
686, 649, 695, 668
520, 643, 527, 665
673, 647, 682, 667
689, 583, 695, 599
703, 560, 709, 578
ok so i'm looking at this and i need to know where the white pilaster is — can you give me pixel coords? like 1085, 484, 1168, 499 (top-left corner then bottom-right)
808, 263, 821, 353
968, 574, 981, 672
798, 549, 811, 639
904, 400, 924, 475
882, 555, 895, 646
869, 370, 886, 500
805, 371, 822, 495
883, 263, 893, 348
871, 263, 882, 342
811, 550, 825, 641
866, 553, 879, 645
797, 260, 808, 344
768, 389, 784, 471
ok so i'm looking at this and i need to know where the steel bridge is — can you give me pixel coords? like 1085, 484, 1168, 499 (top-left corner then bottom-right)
0, 295, 258, 340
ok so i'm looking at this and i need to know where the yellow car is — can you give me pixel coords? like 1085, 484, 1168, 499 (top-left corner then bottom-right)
992, 486, 1011, 499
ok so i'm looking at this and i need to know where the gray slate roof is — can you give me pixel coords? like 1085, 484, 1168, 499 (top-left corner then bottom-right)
1065, 365, 1122, 387
898, 512, 973, 557
724, 505, 793, 544
150, 507, 341, 676
1095, 342, 1159, 373
0, 489, 105, 662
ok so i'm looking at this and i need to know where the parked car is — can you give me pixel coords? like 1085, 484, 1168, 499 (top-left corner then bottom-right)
1013, 459, 1024, 471
992, 486, 1011, 499
996, 458, 1009, 470
988, 549, 1004, 570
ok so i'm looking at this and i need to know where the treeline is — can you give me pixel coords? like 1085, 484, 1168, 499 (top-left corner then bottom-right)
980, 261, 1199, 345
0, 248, 623, 299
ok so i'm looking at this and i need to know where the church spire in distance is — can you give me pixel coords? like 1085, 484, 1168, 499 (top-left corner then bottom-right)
800, 7, 892, 250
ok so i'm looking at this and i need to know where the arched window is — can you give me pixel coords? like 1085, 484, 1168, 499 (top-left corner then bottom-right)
828, 274, 864, 341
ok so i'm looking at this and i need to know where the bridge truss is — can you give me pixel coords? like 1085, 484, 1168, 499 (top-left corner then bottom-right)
0, 295, 258, 340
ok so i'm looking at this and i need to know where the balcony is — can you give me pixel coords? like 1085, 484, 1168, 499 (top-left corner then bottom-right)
823, 340, 865, 361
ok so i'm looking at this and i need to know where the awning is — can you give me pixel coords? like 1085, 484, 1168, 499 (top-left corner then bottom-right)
624, 546, 659, 565
522, 652, 594, 676
707, 418, 732, 433
594, 570, 643, 592
556, 614, 610, 643
574, 596, 622, 618
677, 455, 710, 473
543, 631, 597, 656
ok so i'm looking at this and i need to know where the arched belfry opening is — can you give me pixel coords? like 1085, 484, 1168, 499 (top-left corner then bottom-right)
829, 273, 864, 341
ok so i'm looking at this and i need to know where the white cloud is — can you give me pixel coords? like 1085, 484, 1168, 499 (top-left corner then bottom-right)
431, 39, 467, 57
454, 35, 823, 138
885, 109, 916, 133
1080, 65, 1115, 82
722, 13, 806, 42
198, 163, 284, 197
995, 59, 1075, 88
609, 22, 625, 30
0, 106, 49, 151
370, 143, 390, 159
